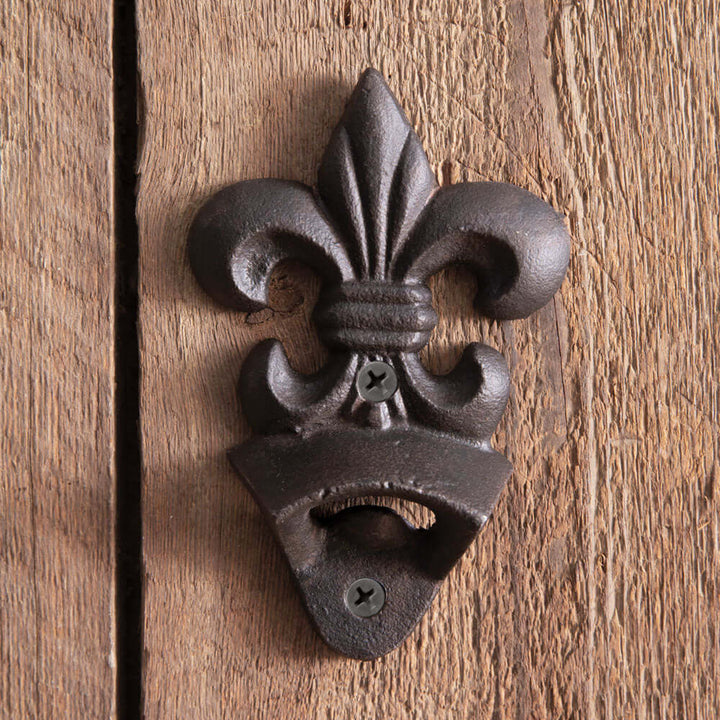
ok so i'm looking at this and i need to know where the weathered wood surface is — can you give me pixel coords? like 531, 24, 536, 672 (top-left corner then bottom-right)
0, 0, 116, 717
137, 1, 719, 718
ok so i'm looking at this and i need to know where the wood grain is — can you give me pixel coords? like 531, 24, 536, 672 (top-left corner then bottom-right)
0, 0, 116, 717
136, 1, 719, 717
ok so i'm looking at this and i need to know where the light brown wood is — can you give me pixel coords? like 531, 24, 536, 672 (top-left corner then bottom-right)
137, 1, 719, 717
0, 0, 116, 717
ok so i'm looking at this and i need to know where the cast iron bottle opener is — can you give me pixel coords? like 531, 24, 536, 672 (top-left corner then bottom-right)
189, 69, 570, 659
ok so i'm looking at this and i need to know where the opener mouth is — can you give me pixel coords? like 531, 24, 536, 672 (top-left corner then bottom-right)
230, 426, 512, 569
310, 501, 435, 554
228, 427, 513, 659
310, 495, 437, 530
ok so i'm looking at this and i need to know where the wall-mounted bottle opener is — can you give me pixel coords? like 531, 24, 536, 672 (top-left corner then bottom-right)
188, 69, 570, 660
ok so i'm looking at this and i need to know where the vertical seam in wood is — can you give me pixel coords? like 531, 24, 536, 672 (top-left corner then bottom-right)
113, 0, 142, 717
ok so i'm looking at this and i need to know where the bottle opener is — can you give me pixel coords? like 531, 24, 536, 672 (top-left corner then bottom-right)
188, 69, 570, 659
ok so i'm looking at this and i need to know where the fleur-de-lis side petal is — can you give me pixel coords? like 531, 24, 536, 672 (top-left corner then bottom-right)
188, 68, 570, 660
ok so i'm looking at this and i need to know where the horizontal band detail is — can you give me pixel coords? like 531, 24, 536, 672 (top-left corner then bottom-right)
315, 282, 437, 352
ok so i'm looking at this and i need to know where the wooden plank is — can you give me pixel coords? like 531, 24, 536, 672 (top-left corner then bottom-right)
137, 1, 719, 717
0, 0, 116, 716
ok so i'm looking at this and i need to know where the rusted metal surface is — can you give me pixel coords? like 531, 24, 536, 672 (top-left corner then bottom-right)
188, 69, 570, 659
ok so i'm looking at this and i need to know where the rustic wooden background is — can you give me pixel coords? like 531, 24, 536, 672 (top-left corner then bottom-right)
2, 0, 718, 718
1, 0, 116, 717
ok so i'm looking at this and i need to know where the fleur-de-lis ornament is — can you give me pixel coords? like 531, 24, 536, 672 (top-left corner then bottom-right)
189, 69, 570, 659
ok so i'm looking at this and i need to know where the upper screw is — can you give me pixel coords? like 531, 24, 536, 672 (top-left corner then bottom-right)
357, 361, 398, 403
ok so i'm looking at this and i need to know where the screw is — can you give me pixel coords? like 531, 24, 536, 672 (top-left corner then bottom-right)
357, 361, 398, 403
345, 578, 386, 618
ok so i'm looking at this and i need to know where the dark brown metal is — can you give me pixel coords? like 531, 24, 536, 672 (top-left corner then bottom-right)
188, 68, 570, 660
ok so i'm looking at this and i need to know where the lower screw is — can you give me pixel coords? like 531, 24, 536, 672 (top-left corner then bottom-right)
345, 578, 386, 618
